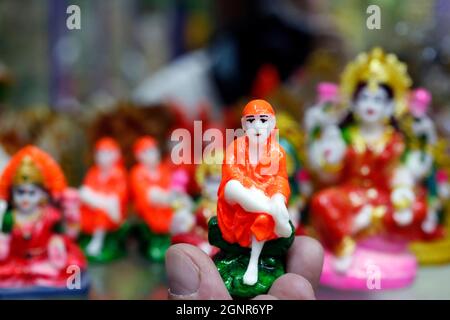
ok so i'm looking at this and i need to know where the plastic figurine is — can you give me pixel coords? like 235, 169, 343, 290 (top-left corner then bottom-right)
130, 136, 193, 262
209, 99, 294, 298
405, 89, 450, 264
306, 48, 436, 289
78, 137, 129, 262
171, 151, 223, 257
0, 146, 88, 297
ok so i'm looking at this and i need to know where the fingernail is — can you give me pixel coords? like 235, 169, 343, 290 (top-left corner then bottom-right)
166, 248, 200, 296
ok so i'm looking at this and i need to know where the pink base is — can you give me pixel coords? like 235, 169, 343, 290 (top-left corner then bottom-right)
358, 235, 409, 253
320, 246, 417, 291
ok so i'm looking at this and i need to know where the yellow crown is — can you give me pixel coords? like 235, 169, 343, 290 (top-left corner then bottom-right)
13, 155, 44, 186
340, 47, 412, 117
196, 151, 224, 186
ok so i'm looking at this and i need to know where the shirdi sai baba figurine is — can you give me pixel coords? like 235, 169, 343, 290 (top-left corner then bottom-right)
305, 48, 448, 290
0, 146, 87, 297
78, 137, 129, 263
209, 99, 295, 298
130, 136, 192, 262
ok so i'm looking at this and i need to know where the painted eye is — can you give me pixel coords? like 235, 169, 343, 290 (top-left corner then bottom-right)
247, 119, 255, 123
260, 119, 267, 123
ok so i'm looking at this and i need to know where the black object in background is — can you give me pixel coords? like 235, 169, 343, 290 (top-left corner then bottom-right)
209, 0, 314, 105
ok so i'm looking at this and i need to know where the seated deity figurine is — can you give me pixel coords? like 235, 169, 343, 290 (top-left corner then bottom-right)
209, 99, 295, 298
130, 136, 193, 262
171, 151, 223, 257
0, 146, 88, 297
78, 137, 129, 263
306, 48, 439, 289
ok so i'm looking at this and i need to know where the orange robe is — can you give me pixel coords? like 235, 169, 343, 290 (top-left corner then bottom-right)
217, 135, 290, 248
130, 163, 173, 234
80, 165, 128, 234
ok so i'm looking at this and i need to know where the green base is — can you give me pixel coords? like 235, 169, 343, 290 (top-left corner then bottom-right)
214, 252, 285, 298
78, 223, 130, 263
136, 222, 171, 263
208, 217, 294, 298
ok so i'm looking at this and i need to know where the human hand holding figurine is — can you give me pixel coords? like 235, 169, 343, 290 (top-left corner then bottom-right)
166, 236, 324, 300
207, 100, 305, 297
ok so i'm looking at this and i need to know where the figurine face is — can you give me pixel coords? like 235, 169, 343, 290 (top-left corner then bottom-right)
12, 183, 47, 214
95, 149, 119, 169
242, 114, 276, 144
137, 147, 160, 167
353, 85, 394, 124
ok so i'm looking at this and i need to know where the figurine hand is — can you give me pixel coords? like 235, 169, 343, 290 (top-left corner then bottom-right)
438, 182, 450, 200
321, 126, 346, 165
352, 205, 373, 233
412, 116, 437, 145
105, 195, 121, 224
79, 186, 109, 211
0, 233, 10, 261
170, 208, 195, 235
0, 200, 7, 216
166, 236, 324, 300
148, 187, 171, 206
248, 186, 271, 210
48, 235, 68, 270
270, 194, 292, 238
393, 209, 414, 226
308, 126, 345, 170
421, 208, 438, 234
405, 151, 433, 181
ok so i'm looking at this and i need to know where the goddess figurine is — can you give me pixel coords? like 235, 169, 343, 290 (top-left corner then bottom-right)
209, 99, 294, 298
171, 151, 223, 257
0, 146, 87, 296
130, 136, 193, 262
306, 48, 434, 289
78, 137, 129, 263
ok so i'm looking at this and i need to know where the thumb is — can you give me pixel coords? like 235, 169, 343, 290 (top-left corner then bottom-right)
166, 244, 231, 300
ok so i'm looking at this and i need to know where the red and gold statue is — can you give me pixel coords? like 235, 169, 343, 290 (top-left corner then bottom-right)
306, 48, 445, 289
0, 146, 87, 296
